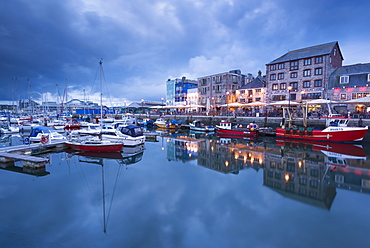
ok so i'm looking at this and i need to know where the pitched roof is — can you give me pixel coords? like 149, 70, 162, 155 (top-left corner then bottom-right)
267, 41, 342, 65
239, 76, 265, 89
328, 63, 370, 88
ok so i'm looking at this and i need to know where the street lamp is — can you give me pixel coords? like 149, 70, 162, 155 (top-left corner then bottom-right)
226, 91, 230, 116
287, 86, 293, 110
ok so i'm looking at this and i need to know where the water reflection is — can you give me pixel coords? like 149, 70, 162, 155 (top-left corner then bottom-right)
161, 133, 370, 210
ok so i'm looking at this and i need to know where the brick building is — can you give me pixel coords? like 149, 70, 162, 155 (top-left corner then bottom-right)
266, 41, 343, 103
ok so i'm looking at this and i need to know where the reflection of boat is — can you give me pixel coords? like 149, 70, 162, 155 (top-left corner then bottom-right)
275, 139, 366, 159
189, 120, 215, 132
216, 132, 257, 140
215, 120, 258, 136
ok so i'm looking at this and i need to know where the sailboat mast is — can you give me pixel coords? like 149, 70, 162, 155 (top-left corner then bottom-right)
99, 59, 103, 123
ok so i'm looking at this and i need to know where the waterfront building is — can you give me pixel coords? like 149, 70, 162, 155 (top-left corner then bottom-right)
166, 76, 198, 106
236, 70, 266, 104
328, 63, 370, 114
266, 41, 343, 103
197, 69, 251, 114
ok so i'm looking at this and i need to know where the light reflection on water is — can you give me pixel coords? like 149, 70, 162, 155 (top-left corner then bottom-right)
1, 131, 370, 248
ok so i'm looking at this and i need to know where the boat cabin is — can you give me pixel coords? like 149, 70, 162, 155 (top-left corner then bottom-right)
325, 114, 349, 127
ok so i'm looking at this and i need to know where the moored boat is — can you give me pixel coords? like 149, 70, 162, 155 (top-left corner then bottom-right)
276, 114, 368, 143
189, 120, 215, 132
215, 120, 259, 136
154, 117, 183, 129
65, 137, 124, 152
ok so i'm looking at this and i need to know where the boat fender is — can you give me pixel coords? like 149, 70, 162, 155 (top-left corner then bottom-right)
23, 137, 30, 145
41, 135, 49, 144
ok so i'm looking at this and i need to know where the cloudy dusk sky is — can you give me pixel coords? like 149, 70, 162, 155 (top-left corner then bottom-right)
1, 0, 370, 105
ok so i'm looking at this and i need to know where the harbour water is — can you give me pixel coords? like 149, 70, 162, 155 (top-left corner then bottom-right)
1, 131, 370, 248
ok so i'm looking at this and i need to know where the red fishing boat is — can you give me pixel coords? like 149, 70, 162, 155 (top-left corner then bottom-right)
215, 120, 259, 136
276, 115, 368, 143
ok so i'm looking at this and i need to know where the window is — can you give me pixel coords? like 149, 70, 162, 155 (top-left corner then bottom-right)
302, 93, 322, 99
255, 89, 261, 93
291, 72, 298, 78
216, 76, 221, 83
315, 56, 323, 64
278, 73, 284, 80
232, 75, 238, 83
303, 58, 311, 65
303, 81, 310, 88
314, 80, 322, 87
255, 97, 261, 101
315, 68, 323, 75
340, 93, 346, 100
272, 84, 278, 90
201, 79, 207, 85
272, 95, 286, 101
368, 74, 370, 82
334, 48, 337, 56
303, 69, 311, 77
290, 61, 299, 70
270, 64, 276, 71
299, 177, 307, 185
270, 74, 276, 80
290, 82, 298, 89
278, 63, 285, 70
280, 83, 287, 90
340, 76, 349, 84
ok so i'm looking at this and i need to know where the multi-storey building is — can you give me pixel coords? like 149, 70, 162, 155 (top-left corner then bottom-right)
266, 41, 343, 103
236, 70, 266, 103
166, 76, 198, 106
197, 69, 248, 113
328, 63, 370, 114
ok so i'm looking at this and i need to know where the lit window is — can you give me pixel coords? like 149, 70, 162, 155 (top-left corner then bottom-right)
340, 93, 346, 100
272, 84, 278, 90
368, 74, 370, 82
280, 83, 287, 90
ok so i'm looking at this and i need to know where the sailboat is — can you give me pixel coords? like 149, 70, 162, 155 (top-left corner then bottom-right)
66, 59, 123, 152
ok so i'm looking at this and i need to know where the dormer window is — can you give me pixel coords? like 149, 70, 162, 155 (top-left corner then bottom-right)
340, 76, 349, 84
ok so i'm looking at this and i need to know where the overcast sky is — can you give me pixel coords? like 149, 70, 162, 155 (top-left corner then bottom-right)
1, 0, 370, 105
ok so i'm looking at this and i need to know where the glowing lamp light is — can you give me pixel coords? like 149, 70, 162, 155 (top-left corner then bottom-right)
225, 161, 229, 167
285, 174, 290, 181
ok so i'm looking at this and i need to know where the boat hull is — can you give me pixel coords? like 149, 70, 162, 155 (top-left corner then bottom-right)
65, 142, 123, 152
276, 126, 368, 143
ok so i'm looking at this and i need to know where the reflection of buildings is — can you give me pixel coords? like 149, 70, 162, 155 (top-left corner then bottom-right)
264, 140, 370, 210
264, 143, 336, 210
198, 139, 265, 174
165, 134, 370, 210
165, 136, 201, 162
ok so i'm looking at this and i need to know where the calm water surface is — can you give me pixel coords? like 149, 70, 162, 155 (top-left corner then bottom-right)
1, 131, 370, 248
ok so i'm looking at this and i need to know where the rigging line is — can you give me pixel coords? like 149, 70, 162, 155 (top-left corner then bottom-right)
73, 156, 104, 226
106, 161, 124, 226
100, 64, 114, 107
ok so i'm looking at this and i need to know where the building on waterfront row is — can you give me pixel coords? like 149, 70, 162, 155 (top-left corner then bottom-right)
164, 41, 370, 115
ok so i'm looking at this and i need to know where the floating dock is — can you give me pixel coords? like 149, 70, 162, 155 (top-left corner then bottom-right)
0, 141, 66, 163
